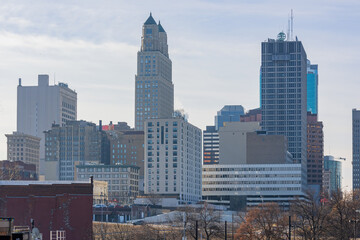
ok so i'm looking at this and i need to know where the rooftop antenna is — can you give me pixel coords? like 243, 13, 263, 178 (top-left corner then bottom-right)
54, 72, 56, 85
287, 14, 290, 41
291, 9, 294, 40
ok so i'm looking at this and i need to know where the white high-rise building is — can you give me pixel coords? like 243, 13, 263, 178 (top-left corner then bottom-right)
17, 75, 77, 165
144, 114, 202, 204
135, 13, 174, 130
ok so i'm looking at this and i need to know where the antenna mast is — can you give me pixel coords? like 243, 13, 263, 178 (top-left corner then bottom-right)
287, 14, 290, 41
291, 9, 294, 40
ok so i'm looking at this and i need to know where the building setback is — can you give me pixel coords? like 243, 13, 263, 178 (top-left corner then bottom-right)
135, 14, 174, 130
260, 33, 308, 176
6, 132, 40, 174
44, 120, 102, 180
17, 75, 77, 162
353, 108, 360, 190
144, 115, 202, 204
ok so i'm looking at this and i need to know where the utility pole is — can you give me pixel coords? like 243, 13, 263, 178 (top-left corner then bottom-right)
289, 216, 291, 240
195, 220, 198, 240
231, 213, 234, 240
225, 221, 227, 240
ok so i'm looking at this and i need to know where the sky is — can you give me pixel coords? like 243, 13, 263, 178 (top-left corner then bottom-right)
0, 0, 359, 190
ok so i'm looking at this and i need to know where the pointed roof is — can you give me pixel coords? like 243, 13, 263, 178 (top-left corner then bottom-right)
158, 21, 165, 32
144, 12, 157, 25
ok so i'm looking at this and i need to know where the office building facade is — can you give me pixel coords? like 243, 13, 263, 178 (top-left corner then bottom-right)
144, 116, 202, 204
260, 33, 308, 171
307, 60, 318, 115
44, 121, 102, 180
135, 14, 174, 130
76, 164, 139, 204
240, 108, 262, 122
202, 163, 304, 210
307, 113, 323, 187
353, 109, 360, 190
203, 126, 219, 165
5, 132, 41, 174
17, 75, 77, 161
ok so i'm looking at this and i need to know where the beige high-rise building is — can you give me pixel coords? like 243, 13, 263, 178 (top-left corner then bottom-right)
135, 14, 174, 130
144, 114, 202, 204
6, 132, 41, 175
17, 75, 77, 166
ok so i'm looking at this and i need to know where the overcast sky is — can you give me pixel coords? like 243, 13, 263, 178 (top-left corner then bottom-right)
0, 0, 359, 190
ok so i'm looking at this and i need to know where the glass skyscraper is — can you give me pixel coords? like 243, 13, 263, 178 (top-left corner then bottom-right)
215, 105, 244, 130
260, 32, 308, 173
353, 109, 360, 190
307, 60, 318, 114
324, 155, 342, 193
135, 14, 174, 130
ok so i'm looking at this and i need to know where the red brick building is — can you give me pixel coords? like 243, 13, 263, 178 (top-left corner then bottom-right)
0, 181, 93, 240
307, 112, 324, 188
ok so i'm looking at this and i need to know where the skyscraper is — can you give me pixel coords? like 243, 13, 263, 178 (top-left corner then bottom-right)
323, 155, 342, 194
144, 115, 202, 204
307, 60, 318, 114
306, 112, 323, 187
135, 14, 174, 130
353, 109, 360, 190
17, 75, 77, 161
260, 32, 308, 171
215, 105, 244, 130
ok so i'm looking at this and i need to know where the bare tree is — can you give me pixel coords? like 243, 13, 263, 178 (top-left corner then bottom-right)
235, 202, 289, 240
0, 161, 21, 180
173, 204, 224, 240
290, 191, 330, 240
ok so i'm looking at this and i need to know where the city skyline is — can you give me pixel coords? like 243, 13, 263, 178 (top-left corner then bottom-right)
0, 1, 359, 190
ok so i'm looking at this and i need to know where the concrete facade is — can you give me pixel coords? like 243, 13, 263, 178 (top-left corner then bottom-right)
17, 75, 77, 163
218, 122, 261, 165
6, 132, 40, 174
144, 116, 202, 204
246, 132, 291, 164
135, 14, 174, 130
202, 164, 304, 210
77, 164, 139, 204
